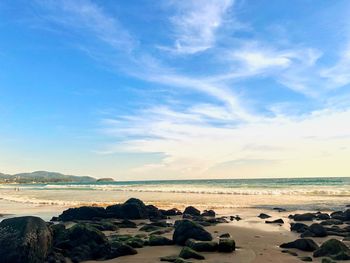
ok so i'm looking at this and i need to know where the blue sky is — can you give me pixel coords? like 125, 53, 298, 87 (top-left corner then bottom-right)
1, 0, 350, 180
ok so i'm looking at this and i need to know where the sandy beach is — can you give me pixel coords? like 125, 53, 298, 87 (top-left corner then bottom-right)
2, 190, 350, 263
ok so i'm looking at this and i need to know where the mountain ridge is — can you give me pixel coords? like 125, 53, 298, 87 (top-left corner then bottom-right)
0, 171, 96, 183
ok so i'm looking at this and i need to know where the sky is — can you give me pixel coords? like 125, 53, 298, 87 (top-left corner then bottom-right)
0, 0, 350, 180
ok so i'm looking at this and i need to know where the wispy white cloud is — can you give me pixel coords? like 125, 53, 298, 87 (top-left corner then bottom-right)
162, 0, 234, 54
36, 0, 135, 52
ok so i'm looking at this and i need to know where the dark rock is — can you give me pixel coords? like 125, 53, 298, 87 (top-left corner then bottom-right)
149, 235, 173, 246
293, 213, 316, 221
179, 246, 205, 260
280, 238, 319, 252
320, 219, 343, 226
265, 219, 284, 224
316, 213, 330, 220
88, 221, 118, 231
290, 222, 309, 233
107, 243, 137, 259
185, 239, 218, 252
258, 213, 271, 219
273, 207, 286, 212
126, 237, 144, 248
308, 223, 327, 237
174, 258, 192, 263
218, 238, 235, 252
330, 211, 346, 221
160, 255, 178, 262
299, 256, 313, 261
219, 233, 231, 238
321, 258, 336, 263
183, 206, 201, 216
57, 206, 107, 221
313, 239, 350, 260
161, 208, 182, 216
0, 216, 52, 263
173, 220, 212, 245
201, 210, 215, 217
61, 223, 110, 262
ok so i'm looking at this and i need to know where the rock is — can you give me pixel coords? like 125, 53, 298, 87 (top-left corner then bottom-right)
313, 239, 350, 260
330, 211, 346, 221
107, 243, 137, 259
293, 213, 315, 221
321, 258, 336, 263
299, 256, 313, 261
57, 206, 107, 221
147, 205, 165, 220
219, 233, 231, 238
291, 223, 309, 233
185, 239, 218, 252
280, 239, 319, 252
218, 238, 235, 252
265, 219, 284, 224
173, 220, 212, 245
320, 219, 343, 225
161, 208, 182, 216
126, 237, 144, 248
308, 223, 327, 237
60, 223, 110, 262
258, 213, 271, 219
160, 255, 179, 262
316, 213, 330, 220
106, 198, 149, 219
174, 258, 192, 263
0, 216, 52, 263
183, 206, 201, 216
201, 210, 215, 217
151, 227, 173, 235
149, 235, 173, 246
88, 221, 118, 231
273, 207, 286, 212
179, 247, 205, 260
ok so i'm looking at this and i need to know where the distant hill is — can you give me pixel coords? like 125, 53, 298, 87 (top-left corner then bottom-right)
0, 171, 96, 183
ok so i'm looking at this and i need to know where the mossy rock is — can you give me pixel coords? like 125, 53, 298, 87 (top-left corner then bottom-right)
313, 239, 350, 260
149, 235, 173, 246
185, 239, 218, 252
179, 246, 205, 260
218, 238, 235, 253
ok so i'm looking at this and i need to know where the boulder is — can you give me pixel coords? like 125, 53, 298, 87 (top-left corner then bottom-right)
0, 216, 52, 263
330, 211, 346, 221
313, 239, 350, 260
293, 213, 316, 221
218, 238, 235, 252
308, 223, 327, 237
316, 213, 330, 220
57, 206, 107, 221
219, 233, 231, 238
258, 213, 271, 219
115, 219, 137, 228
161, 208, 182, 216
290, 223, 308, 233
106, 198, 159, 220
173, 220, 212, 245
265, 219, 284, 224
179, 247, 205, 260
299, 256, 313, 261
185, 239, 218, 252
320, 219, 343, 226
201, 210, 215, 217
149, 235, 173, 246
126, 237, 144, 248
58, 223, 110, 262
183, 206, 201, 216
280, 239, 319, 252
107, 242, 137, 259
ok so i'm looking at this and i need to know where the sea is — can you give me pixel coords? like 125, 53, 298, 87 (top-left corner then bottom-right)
1, 177, 350, 214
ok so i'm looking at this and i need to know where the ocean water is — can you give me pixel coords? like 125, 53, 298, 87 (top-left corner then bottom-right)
1, 177, 350, 212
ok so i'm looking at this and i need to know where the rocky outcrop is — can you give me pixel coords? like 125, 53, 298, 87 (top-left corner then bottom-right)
280, 238, 319, 252
173, 220, 212, 245
313, 239, 350, 260
0, 216, 52, 263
